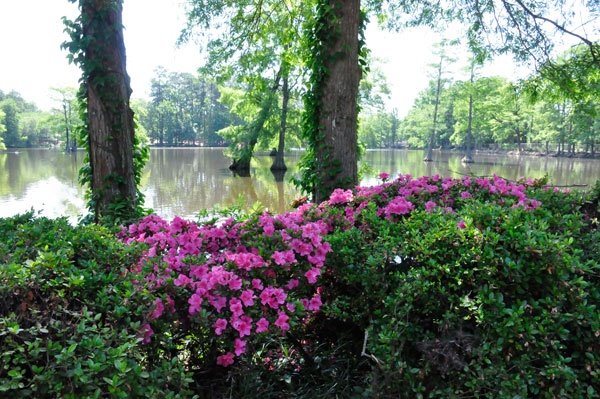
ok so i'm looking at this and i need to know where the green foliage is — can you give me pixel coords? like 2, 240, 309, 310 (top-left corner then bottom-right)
0, 212, 193, 398
313, 181, 600, 398
138, 68, 235, 147
1, 99, 22, 147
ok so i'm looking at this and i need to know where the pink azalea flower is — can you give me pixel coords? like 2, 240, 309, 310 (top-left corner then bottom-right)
260, 287, 287, 309
228, 276, 243, 290
457, 220, 466, 230
231, 315, 253, 337
229, 298, 243, 316
425, 201, 437, 213
240, 289, 256, 307
188, 293, 203, 315
308, 295, 322, 311
384, 197, 414, 217
286, 303, 296, 313
272, 250, 288, 265
150, 298, 164, 320
217, 353, 235, 367
234, 339, 246, 356
140, 323, 154, 344
251, 279, 264, 291
174, 273, 192, 287
286, 279, 299, 290
275, 311, 290, 331
213, 318, 227, 335
328, 188, 354, 205
256, 317, 270, 333
379, 172, 390, 180
305, 267, 321, 284
263, 222, 275, 237
460, 191, 471, 199
210, 296, 227, 313
316, 241, 332, 256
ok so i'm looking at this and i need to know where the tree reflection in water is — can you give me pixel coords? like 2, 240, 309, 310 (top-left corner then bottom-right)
1, 148, 599, 222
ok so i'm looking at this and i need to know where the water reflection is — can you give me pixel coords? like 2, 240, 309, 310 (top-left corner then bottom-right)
1, 148, 599, 222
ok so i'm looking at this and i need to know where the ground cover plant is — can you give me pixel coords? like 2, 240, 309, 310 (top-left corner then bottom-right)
0, 213, 193, 398
1, 174, 599, 398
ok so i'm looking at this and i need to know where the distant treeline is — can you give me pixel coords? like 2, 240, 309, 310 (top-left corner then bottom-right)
359, 46, 600, 156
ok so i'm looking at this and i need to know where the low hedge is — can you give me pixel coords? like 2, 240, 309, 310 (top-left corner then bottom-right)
0, 213, 193, 398
1, 175, 599, 398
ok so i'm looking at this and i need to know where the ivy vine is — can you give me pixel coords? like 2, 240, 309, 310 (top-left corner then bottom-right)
294, 1, 369, 201
62, 0, 148, 225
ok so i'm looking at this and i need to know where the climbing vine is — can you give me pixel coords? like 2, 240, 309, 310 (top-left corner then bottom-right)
62, 0, 149, 225
294, 1, 369, 201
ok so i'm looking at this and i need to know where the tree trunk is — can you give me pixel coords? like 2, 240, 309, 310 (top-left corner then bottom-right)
462, 92, 474, 163
70, 102, 77, 152
390, 110, 399, 148
63, 102, 71, 152
82, 0, 137, 221
425, 56, 443, 162
313, 0, 361, 203
462, 62, 475, 164
230, 69, 282, 175
271, 72, 289, 172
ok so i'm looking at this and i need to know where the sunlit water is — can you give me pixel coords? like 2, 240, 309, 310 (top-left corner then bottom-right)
1, 147, 599, 222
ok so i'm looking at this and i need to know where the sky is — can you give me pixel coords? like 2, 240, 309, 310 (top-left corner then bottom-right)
0, 0, 529, 118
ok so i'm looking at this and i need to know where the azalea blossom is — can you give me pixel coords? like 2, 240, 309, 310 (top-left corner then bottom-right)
213, 318, 227, 335
188, 293, 203, 315
217, 353, 235, 367
234, 338, 246, 356
256, 318, 269, 333
275, 311, 290, 331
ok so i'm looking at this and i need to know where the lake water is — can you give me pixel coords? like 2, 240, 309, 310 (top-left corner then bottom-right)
1, 147, 599, 222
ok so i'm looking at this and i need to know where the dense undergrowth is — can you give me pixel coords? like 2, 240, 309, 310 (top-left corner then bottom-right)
1, 174, 599, 398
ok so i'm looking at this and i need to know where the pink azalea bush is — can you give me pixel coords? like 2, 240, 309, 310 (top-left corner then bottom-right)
119, 172, 556, 367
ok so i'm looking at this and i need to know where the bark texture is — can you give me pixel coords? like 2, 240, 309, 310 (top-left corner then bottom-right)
425, 57, 443, 162
271, 73, 289, 172
83, 0, 137, 220
462, 62, 475, 164
314, 0, 361, 203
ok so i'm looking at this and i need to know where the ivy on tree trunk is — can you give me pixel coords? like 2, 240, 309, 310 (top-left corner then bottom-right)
297, 0, 364, 204
63, 0, 147, 224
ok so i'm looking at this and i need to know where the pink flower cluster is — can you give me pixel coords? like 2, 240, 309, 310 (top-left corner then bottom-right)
122, 172, 554, 367
121, 206, 333, 367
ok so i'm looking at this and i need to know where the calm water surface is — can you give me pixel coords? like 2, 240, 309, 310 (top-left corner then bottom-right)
1, 148, 599, 222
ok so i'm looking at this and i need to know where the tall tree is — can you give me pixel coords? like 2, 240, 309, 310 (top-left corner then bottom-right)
64, 0, 143, 223
0, 99, 20, 147
460, 53, 486, 163
424, 40, 456, 161
50, 87, 78, 152
300, 0, 363, 202
299, 0, 599, 200
181, 0, 309, 172
271, 64, 290, 172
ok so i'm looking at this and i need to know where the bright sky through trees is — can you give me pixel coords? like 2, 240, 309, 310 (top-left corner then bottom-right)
0, 0, 526, 116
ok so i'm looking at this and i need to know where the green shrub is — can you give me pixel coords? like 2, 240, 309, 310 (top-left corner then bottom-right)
315, 178, 600, 398
0, 212, 193, 398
